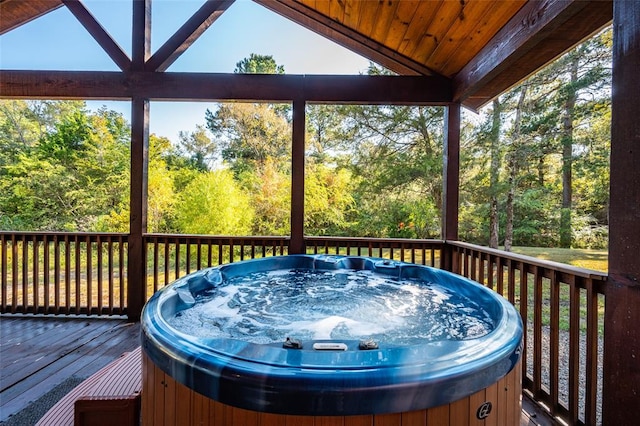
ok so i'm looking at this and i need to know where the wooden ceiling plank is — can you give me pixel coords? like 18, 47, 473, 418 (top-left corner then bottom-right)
145, 0, 235, 72
253, 0, 444, 76
355, 0, 379, 39
411, 0, 465, 64
457, 0, 612, 109
397, 1, 442, 57
62, 0, 131, 71
0, 0, 64, 35
343, 0, 361, 29
0, 70, 452, 104
384, 0, 421, 51
315, 0, 330, 17
328, 0, 344, 23
440, 1, 526, 77
370, 0, 400, 44
426, 0, 497, 76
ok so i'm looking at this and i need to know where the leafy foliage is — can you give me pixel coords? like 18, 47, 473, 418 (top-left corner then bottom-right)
1, 102, 129, 231
206, 102, 291, 176
175, 169, 254, 235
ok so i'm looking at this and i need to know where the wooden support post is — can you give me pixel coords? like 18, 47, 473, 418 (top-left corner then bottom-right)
603, 1, 640, 423
442, 103, 460, 271
127, 97, 149, 321
289, 99, 306, 254
127, 0, 151, 321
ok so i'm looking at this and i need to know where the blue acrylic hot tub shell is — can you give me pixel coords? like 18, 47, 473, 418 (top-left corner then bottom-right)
141, 255, 523, 416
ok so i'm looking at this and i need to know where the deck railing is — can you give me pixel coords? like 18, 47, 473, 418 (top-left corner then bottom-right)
1, 232, 127, 316
448, 241, 607, 426
304, 236, 443, 266
142, 235, 443, 298
0, 231, 607, 425
143, 234, 290, 299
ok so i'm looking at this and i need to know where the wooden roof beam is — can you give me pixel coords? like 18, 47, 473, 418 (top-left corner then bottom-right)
62, 0, 131, 71
0, 70, 452, 105
454, 0, 612, 110
131, 0, 151, 70
252, 0, 447, 80
0, 0, 63, 35
145, 0, 235, 72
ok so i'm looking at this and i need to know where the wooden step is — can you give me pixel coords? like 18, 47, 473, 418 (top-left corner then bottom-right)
36, 346, 142, 426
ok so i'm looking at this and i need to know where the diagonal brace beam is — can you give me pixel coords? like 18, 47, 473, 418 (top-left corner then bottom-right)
62, 0, 131, 71
146, 0, 235, 72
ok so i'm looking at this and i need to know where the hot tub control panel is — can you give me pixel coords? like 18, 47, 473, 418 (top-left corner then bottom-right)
312, 342, 348, 351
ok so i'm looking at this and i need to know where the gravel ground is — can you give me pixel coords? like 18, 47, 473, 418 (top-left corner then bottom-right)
526, 324, 603, 426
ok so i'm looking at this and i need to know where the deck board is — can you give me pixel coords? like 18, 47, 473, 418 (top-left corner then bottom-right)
0, 316, 552, 425
0, 316, 140, 423
2, 319, 115, 372
2, 319, 122, 388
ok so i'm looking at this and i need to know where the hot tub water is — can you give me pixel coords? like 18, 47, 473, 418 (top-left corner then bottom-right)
168, 268, 495, 345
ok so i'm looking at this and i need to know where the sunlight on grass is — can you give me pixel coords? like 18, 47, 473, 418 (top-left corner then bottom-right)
511, 246, 608, 272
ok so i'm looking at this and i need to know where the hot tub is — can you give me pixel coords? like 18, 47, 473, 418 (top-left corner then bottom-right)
141, 255, 522, 425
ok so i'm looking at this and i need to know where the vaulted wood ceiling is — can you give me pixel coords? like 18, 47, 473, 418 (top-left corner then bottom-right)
0, 0, 612, 110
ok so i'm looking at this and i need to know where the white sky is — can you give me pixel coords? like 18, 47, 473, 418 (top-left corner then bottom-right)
0, 0, 373, 143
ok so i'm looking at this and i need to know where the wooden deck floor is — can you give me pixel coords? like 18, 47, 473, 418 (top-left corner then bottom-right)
0, 315, 140, 423
0, 316, 552, 425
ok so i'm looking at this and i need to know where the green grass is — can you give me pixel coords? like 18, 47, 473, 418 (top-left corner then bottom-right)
510, 246, 608, 273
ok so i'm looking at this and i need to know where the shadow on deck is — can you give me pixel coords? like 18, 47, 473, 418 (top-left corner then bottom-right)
0, 316, 552, 425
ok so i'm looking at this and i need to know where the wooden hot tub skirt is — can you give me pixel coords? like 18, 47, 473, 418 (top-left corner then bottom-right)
142, 352, 522, 426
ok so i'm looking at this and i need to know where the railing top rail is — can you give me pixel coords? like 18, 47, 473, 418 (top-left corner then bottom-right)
0, 231, 128, 237
306, 236, 445, 245
446, 240, 608, 281
144, 234, 290, 241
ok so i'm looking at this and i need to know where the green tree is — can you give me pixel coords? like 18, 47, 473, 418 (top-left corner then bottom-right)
305, 163, 354, 235
147, 135, 178, 233
177, 125, 216, 171
205, 54, 291, 176
175, 169, 254, 235
1, 101, 130, 231
0, 100, 43, 168
96, 134, 179, 233
234, 53, 285, 75
306, 104, 346, 164
503, 84, 529, 251
206, 102, 291, 176
459, 29, 611, 249
488, 98, 503, 248
338, 96, 444, 238
464, 98, 506, 247
245, 157, 291, 236
519, 30, 611, 247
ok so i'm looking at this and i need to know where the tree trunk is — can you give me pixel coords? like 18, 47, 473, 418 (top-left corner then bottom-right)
505, 166, 515, 252
505, 85, 528, 251
489, 99, 501, 249
560, 57, 578, 248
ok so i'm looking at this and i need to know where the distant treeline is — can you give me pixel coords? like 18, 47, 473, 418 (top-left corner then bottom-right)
0, 31, 612, 250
